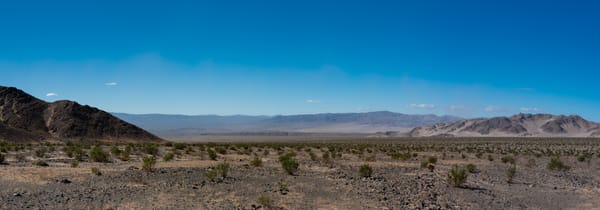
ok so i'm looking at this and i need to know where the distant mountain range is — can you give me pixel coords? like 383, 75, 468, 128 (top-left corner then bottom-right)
409, 113, 600, 137
0, 86, 162, 142
113, 112, 462, 137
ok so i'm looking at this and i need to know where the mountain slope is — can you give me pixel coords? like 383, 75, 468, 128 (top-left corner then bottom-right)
409, 114, 600, 137
114, 111, 462, 137
0, 86, 162, 142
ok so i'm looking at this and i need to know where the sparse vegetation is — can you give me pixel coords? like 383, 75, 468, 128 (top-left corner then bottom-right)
448, 165, 468, 188
142, 156, 157, 172
507, 165, 516, 183
33, 160, 49, 167
89, 146, 109, 162
359, 164, 373, 177
206, 162, 230, 181
466, 163, 477, 173
163, 152, 175, 161
91, 167, 101, 176
547, 157, 570, 171
250, 156, 263, 167
501, 156, 516, 164
208, 149, 218, 160
257, 196, 272, 207
279, 153, 299, 175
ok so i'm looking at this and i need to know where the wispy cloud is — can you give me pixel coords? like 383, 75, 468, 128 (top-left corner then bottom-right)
105, 82, 118, 86
46, 93, 58, 97
484, 105, 505, 112
449, 105, 465, 111
520, 107, 540, 112
408, 103, 436, 109
306, 99, 321, 104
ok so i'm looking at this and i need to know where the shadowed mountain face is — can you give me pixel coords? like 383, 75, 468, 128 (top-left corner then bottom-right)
409, 114, 600, 137
0, 86, 162, 142
114, 111, 462, 137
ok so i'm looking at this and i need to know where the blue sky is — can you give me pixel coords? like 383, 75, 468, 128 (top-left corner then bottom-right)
1, 0, 599, 121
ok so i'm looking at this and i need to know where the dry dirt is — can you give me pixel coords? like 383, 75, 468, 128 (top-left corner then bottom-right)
0, 138, 599, 209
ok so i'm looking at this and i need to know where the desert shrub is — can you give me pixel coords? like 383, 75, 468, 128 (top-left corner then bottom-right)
322, 152, 330, 161
215, 146, 227, 155
163, 152, 175, 161
420, 156, 438, 170
185, 147, 194, 154
487, 154, 494, 162
257, 196, 272, 207
197, 144, 206, 151
507, 165, 516, 183
89, 146, 109, 162
466, 163, 477, 173
215, 162, 230, 177
364, 155, 376, 162
577, 154, 586, 162
119, 150, 130, 161
279, 153, 299, 175
0, 153, 4, 164
359, 164, 373, 177
262, 149, 270, 156
547, 157, 570, 171
475, 153, 483, 159
142, 144, 159, 156
35, 147, 47, 158
389, 152, 412, 161
208, 149, 218, 160
427, 156, 438, 164
70, 161, 79, 168
33, 160, 49, 167
206, 162, 230, 181
173, 143, 187, 150
447, 165, 468, 188
461, 154, 467, 159
91, 167, 102, 176
250, 156, 263, 167
501, 156, 516, 164
110, 146, 122, 156
142, 156, 157, 172
308, 152, 318, 161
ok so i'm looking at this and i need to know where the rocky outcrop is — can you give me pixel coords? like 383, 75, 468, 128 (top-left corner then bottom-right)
0, 86, 162, 142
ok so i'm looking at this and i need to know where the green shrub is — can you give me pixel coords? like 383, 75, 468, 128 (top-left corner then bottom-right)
173, 143, 187, 150
279, 153, 299, 175
110, 146, 122, 156
250, 156, 263, 167
163, 152, 175, 161
91, 167, 102, 176
547, 157, 570, 171
70, 161, 79, 168
257, 196, 272, 207
35, 147, 47, 158
501, 156, 516, 164
359, 164, 373, 177
389, 152, 412, 161
208, 149, 218, 160
119, 150, 130, 161
142, 156, 157, 172
322, 152, 330, 161
308, 152, 317, 161
89, 146, 109, 162
33, 160, 49, 167
215, 146, 227, 155
466, 163, 477, 173
142, 144, 159, 156
447, 165, 468, 188
507, 165, 516, 183
206, 162, 230, 181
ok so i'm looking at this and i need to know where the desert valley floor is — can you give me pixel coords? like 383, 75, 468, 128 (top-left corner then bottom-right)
0, 138, 599, 210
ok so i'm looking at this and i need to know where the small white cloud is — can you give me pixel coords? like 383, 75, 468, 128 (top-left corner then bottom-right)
520, 107, 540, 112
449, 105, 465, 111
484, 106, 504, 112
46, 93, 58, 97
306, 99, 320, 103
105, 82, 118, 86
408, 104, 436, 109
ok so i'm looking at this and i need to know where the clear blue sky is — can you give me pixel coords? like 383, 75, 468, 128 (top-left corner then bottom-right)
1, 0, 599, 121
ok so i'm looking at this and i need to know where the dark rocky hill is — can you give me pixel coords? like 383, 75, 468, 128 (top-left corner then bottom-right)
0, 86, 162, 142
